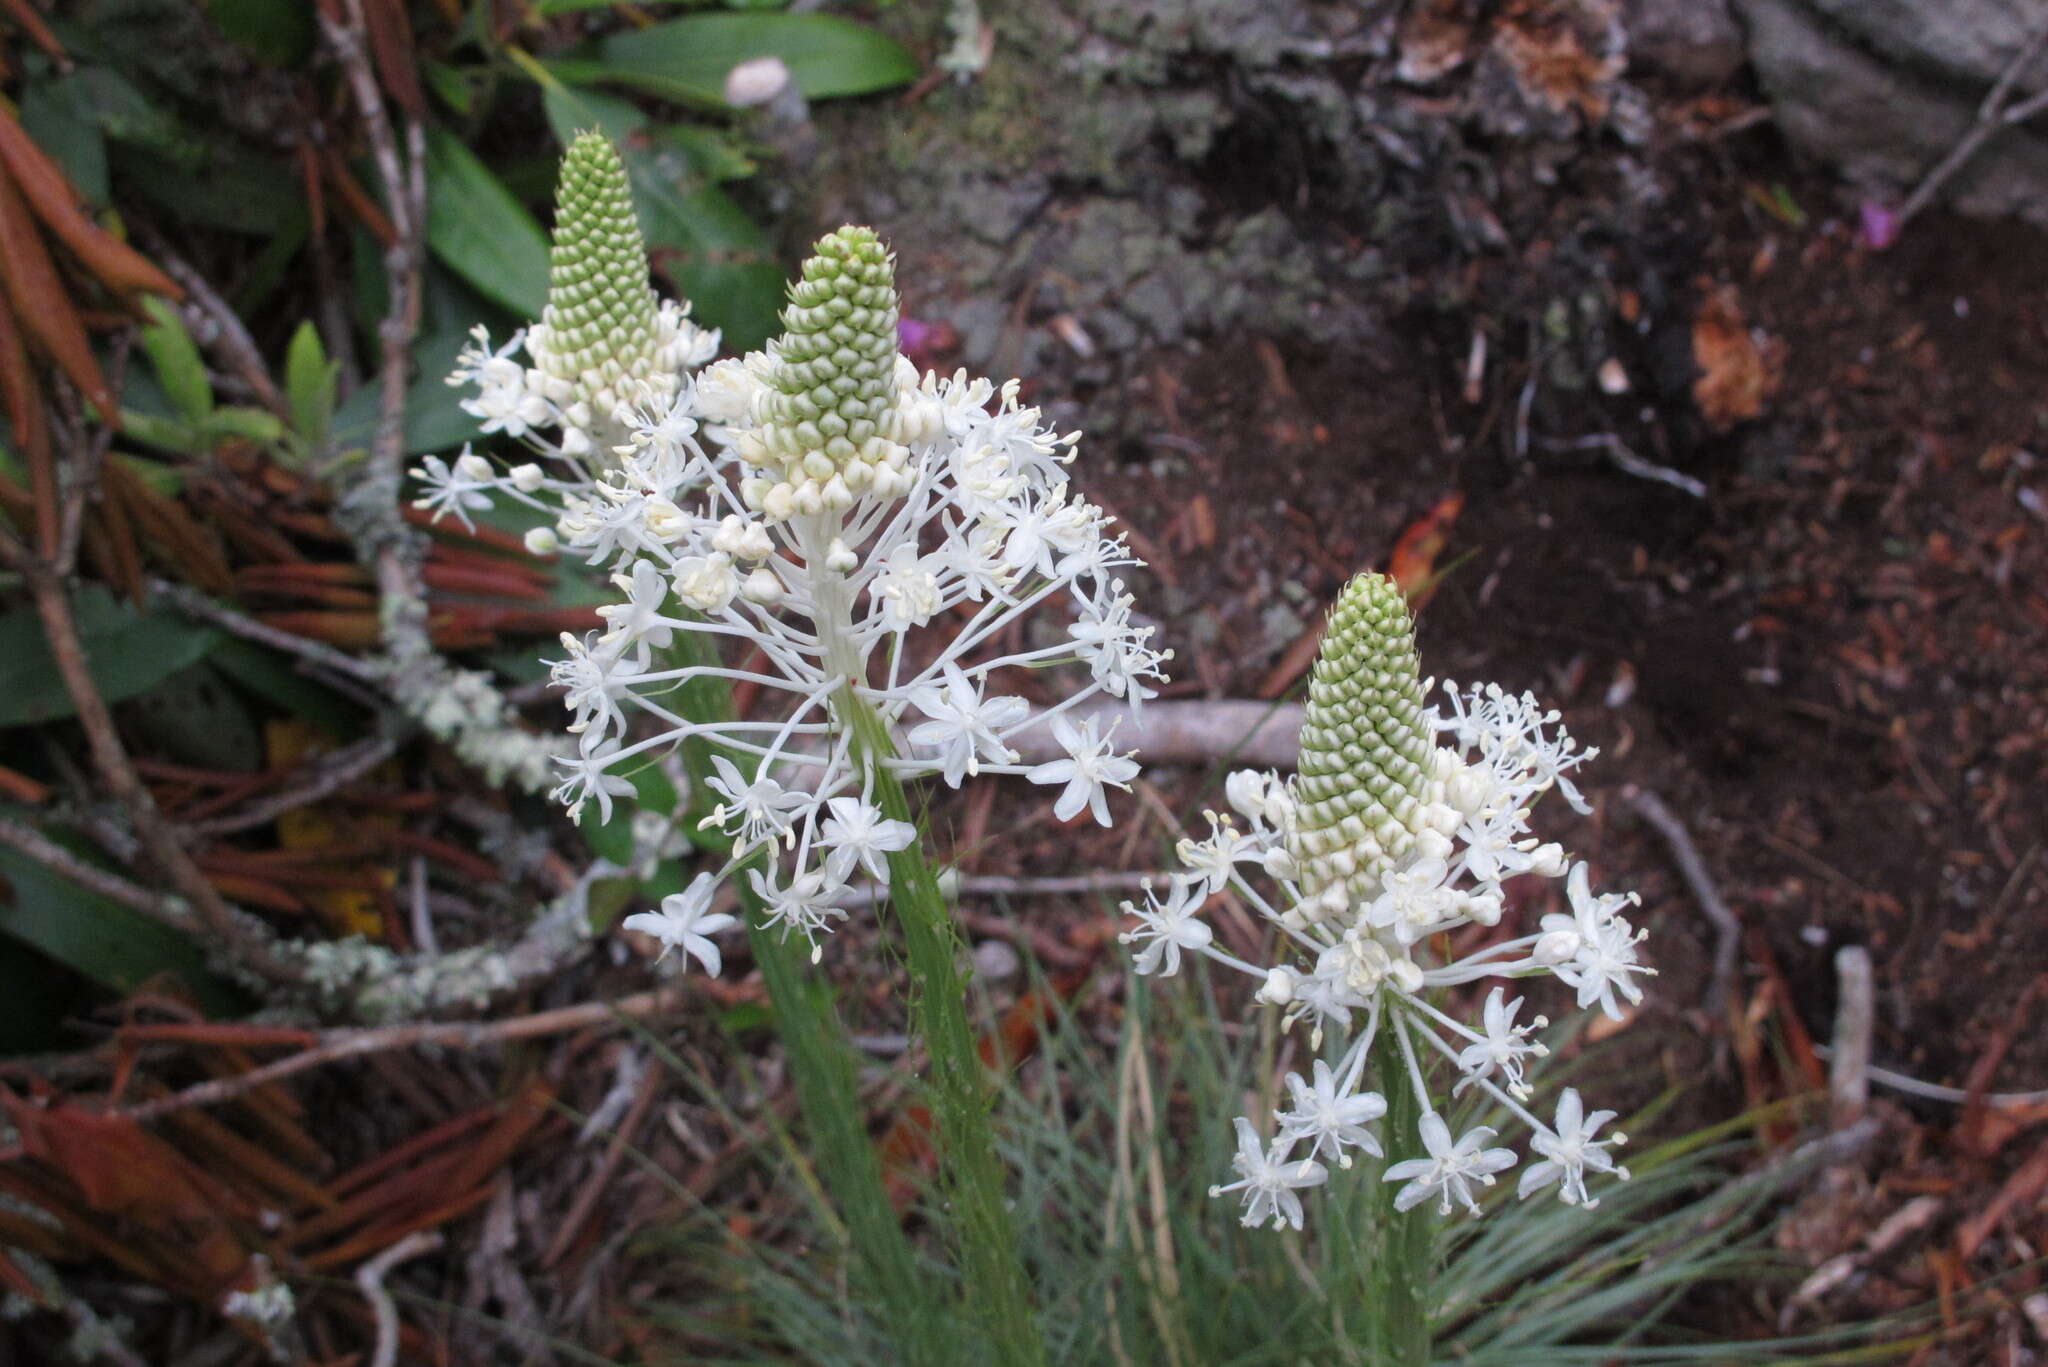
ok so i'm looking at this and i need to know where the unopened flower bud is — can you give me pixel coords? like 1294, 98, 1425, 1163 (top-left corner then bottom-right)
743, 568, 785, 605
510, 462, 545, 492
456, 452, 494, 482
524, 526, 559, 556
1256, 967, 1296, 1006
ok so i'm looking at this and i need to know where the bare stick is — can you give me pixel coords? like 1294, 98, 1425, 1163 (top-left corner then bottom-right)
357, 1230, 442, 1367
1830, 945, 1874, 1129
0, 813, 205, 933
122, 986, 700, 1121
180, 731, 402, 837
149, 578, 381, 684
1810, 1046, 2048, 1109
1623, 787, 1740, 1021
1898, 18, 2048, 229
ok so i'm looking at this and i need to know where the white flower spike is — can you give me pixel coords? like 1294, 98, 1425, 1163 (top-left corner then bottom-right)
426, 180, 1166, 966
1122, 571, 1651, 1229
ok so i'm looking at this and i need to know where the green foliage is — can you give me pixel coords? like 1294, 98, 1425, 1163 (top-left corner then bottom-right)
283, 320, 339, 464
0, 587, 219, 729
556, 13, 919, 109
0, 825, 241, 1014
138, 296, 213, 425
424, 126, 553, 320
670, 968, 1928, 1366
204, 0, 317, 67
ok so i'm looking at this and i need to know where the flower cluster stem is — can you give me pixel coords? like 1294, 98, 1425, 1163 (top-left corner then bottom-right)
842, 689, 1048, 1367
671, 630, 948, 1361
1367, 1019, 1434, 1367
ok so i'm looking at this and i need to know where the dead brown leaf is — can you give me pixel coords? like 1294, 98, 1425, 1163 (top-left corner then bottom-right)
1692, 283, 1784, 429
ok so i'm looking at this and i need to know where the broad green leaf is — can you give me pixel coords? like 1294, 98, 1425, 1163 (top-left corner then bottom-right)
0, 825, 241, 1012
0, 933, 94, 1054
561, 13, 918, 108
111, 143, 299, 234
423, 126, 551, 320
204, 0, 316, 66
0, 586, 221, 729
139, 297, 213, 424
18, 77, 109, 202
207, 638, 365, 739
421, 59, 481, 117
330, 323, 476, 457
284, 320, 338, 461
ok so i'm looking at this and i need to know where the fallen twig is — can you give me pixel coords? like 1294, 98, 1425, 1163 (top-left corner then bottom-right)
1810, 1047, 2048, 1109
1010, 700, 1304, 769
150, 577, 382, 685
180, 731, 404, 837
1624, 787, 1740, 1022
1831, 945, 1874, 1129
1897, 18, 2048, 230
121, 984, 716, 1122
357, 1229, 442, 1367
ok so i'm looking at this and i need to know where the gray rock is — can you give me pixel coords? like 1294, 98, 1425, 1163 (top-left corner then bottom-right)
1737, 0, 2048, 225
1622, 0, 1743, 88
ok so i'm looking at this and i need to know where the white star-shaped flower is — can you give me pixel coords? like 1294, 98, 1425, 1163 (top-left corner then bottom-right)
1026, 715, 1138, 826
1518, 1088, 1627, 1206
1210, 1117, 1328, 1231
1117, 878, 1212, 977
816, 797, 917, 885
1454, 987, 1548, 1098
620, 874, 736, 975
1275, 1060, 1386, 1169
902, 665, 1028, 787
1383, 1112, 1518, 1217
699, 755, 813, 852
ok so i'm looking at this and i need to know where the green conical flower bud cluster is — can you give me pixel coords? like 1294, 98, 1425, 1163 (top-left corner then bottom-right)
1286, 572, 1439, 916
736, 226, 916, 521
526, 133, 673, 422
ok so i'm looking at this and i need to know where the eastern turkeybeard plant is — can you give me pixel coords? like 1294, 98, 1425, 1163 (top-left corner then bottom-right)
420, 133, 1165, 969
418, 131, 1167, 1363
1124, 571, 1652, 1232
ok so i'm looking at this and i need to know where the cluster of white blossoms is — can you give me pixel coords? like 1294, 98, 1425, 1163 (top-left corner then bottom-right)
1125, 572, 1651, 1231
416, 134, 1167, 965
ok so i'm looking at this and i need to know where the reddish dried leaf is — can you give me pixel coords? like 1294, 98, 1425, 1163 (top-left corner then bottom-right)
0, 109, 180, 303
1387, 492, 1465, 607
1692, 283, 1783, 429
0, 163, 115, 424
2, 1091, 236, 1222
0, 0, 67, 62
361, 0, 426, 118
